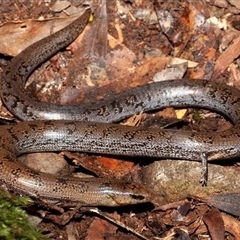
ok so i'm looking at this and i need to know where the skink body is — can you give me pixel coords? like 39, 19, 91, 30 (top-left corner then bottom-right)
1, 8, 240, 206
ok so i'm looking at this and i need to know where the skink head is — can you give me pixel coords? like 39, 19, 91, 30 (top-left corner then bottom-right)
98, 181, 164, 207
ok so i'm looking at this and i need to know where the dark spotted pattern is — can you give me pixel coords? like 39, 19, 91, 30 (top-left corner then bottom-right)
1, 8, 240, 206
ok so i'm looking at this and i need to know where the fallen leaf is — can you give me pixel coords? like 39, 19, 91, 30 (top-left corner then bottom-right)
0, 14, 83, 56
202, 208, 225, 240
206, 192, 240, 217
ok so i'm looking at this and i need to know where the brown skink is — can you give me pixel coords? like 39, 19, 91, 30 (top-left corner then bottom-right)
1, 8, 240, 206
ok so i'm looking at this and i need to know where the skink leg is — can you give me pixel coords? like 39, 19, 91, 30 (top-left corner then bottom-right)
199, 153, 208, 186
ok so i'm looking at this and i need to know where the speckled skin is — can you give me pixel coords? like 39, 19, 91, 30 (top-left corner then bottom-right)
1, 8, 240, 206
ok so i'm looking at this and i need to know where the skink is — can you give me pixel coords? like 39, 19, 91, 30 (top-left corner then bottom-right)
1, 8, 240, 206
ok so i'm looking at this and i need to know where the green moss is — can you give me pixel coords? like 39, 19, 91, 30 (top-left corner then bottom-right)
192, 110, 203, 123
0, 189, 46, 240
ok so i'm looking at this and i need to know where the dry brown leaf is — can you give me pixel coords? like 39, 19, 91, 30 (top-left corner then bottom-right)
202, 208, 225, 240
0, 14, 82, 56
